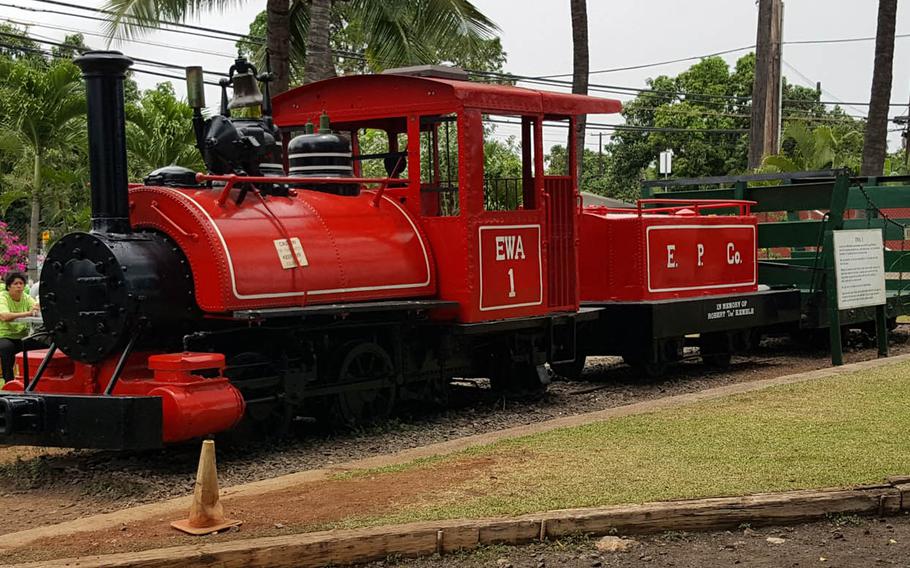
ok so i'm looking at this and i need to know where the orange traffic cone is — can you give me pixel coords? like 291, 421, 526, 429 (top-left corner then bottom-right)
171, 439, 242, 535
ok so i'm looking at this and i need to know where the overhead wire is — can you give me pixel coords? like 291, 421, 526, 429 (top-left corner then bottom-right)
28, 0, 261, 43
0, 40, 223, 85
0, 29, 227, 78
2, 16, 241, 59
0, 29, 872, 135
6, 4, 907, 129
782, 59, 868, 118
9, 2, 910, 111
536, 31, 910, 78
0, 1, 262, 45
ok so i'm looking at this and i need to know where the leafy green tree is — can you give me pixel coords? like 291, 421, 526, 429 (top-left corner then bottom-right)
126, 83, 204, 177
103, 0, 498, 90
51, 33, 88, 61
601, 54, 863, 199
546, 144, 623, 198
0, 23, 42, 63
762, 122, 861, 172
0, 57, 85, 279
241, 1, 505, 84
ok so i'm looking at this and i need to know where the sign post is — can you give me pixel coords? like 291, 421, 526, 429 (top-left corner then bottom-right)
658, 150, 673, 179
828, 228, 887, 365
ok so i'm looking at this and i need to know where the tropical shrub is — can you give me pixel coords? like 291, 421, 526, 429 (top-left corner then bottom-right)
0, 221, 27, 279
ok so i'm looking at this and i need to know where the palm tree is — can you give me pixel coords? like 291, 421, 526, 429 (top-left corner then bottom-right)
0, 58, 85, 280
126, 83, 204, 174
762, 123, 861, 172
304, 0, 334, 84
102, 0, 498, 92
861, 0, 897, 176
570, 0, 588, 181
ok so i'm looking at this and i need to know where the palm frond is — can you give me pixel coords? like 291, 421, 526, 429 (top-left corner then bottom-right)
100, 0, 247, 42
0, 184, 29, 214
762, 155, 799, 172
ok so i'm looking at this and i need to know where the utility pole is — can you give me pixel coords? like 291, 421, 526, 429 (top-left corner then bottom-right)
749, 0, 783, 168
905, 89, 910, 170
770, 0, 783, 154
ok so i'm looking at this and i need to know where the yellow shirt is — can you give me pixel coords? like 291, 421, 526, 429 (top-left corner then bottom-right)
0, 291, 36, 340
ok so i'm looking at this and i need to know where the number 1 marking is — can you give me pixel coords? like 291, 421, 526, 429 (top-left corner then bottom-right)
507, 268, 516, 298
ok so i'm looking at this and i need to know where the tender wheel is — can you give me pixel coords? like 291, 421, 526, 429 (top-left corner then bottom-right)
490, 361, 549, 396
622, 337, 682, 379
623, 357, 668, 379
550, 355, 586, 381
334, 342, 397, 427
699, 332, 733, 369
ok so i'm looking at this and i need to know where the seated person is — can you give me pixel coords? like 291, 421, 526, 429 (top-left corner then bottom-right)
0, 272, 42, 384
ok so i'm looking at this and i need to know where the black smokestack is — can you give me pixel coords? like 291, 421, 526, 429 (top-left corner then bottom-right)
73, 51, 134, 234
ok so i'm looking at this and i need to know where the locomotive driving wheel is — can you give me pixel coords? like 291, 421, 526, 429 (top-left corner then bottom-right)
334, 342, 397, 427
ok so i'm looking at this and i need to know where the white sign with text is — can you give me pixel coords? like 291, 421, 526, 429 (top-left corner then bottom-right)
833, 229, 886, 310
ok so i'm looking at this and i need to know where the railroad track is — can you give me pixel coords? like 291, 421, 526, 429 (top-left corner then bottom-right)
0, 328, 906, 534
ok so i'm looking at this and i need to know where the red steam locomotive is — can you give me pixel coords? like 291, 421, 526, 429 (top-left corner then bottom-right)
0, 53, 797, 450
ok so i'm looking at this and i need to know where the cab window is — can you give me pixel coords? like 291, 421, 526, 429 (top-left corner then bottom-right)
419, 114, 459, 217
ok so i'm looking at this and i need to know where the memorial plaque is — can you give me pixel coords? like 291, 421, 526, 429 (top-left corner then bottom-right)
833, 229, 886, 310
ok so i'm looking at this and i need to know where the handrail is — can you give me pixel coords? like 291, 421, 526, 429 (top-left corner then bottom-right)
587, 198, 757, 217
195, 173, 409, 206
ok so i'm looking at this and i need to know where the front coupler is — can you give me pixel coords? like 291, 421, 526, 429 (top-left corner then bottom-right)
0, 393, 162, 450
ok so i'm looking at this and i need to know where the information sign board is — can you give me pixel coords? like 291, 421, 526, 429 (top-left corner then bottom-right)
832, 229, 886, 310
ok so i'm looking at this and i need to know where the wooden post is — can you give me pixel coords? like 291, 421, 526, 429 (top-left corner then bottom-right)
876, 304, 889, 357
824, 173, 851, 366
865, 177, 890, 358
825, 229, 843, 366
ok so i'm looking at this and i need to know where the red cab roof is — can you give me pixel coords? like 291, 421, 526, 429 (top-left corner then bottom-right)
272, 73, 622, 126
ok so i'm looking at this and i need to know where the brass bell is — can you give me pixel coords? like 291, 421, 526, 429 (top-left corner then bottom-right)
228, 70, 263, 110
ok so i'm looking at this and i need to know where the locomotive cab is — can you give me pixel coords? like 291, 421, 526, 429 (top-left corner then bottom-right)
272, 69, 622, 324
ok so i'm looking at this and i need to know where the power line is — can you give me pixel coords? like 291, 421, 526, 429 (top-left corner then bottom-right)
0, 39, 222, 86
782, 59, 868, 118
8, 10, 910, 115
537, 45, 755, 78
486, 118, 747, 135
0, 1, 261, 45
1, 29, 875, 127
29, 0, 262, 43
786, 31, 910, 46
0, 29, 228, 77
2, 16, 240, 59
12, 1, 881, 110
535, 32, 910, 78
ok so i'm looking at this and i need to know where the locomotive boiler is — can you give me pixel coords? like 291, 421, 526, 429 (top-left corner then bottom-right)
0, 51, 799, 450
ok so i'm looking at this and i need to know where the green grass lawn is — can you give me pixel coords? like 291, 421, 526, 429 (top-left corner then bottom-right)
330, 361, 910, 529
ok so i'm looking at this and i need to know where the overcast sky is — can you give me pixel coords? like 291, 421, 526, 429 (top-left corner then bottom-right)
2, 0, 908, 151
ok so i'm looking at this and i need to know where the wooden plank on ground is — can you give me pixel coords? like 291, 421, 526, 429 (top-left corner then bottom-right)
540, 487, 901, 537
477, 519, 541, 545
17, 486, 904, 568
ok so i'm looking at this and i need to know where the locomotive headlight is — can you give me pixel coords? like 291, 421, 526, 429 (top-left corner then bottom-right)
185, 66, 206, 110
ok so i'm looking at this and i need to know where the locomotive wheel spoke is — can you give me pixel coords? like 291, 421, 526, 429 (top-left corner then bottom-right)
334, 342, 396, 427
